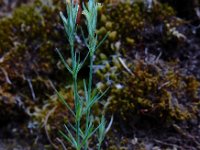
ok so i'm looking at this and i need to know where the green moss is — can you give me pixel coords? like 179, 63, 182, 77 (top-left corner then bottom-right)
28, 86, 75, 149
96, 57, 199, 125
97, 1, 175, 54
0, 0, 70, 126
126, 37, 135, 46
108, 31, 117, 41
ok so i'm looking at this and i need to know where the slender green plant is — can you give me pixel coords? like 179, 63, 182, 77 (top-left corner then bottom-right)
56, 0, 111, 149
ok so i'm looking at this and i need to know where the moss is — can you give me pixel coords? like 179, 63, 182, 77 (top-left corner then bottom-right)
159, 0, 199, 19
96, 57, 199, 126
97, 1, 176, 54
22, 85, 82, 149
185, 76, 200, 99
126, 37, 135, 46
30, 87, 74, 144
108, 31, 117, 41
0, 0, 71, 127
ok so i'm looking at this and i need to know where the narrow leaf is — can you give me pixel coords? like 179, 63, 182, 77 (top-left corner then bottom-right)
77, 51, 89, 72
80, 27, 88, 47
83, 79, 88, 102
56, 48, 73, 74
55, 89, 75, 117
84, 87, 109, 113
59, 130, 73, 146
96, 32, 109, 50
64, 124, 77, 147
68, 122, 84, 138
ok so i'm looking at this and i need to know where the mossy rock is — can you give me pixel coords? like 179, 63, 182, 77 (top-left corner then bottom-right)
97, 1, 200, 78
96, 1, 175, 55
0, 0, 71, 126
96, 56, 199, 127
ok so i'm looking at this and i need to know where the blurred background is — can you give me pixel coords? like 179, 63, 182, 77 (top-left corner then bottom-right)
0, 0, 200, 149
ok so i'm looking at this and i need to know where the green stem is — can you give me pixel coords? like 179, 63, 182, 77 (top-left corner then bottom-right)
88, 54, 93, 98
98, 143, 102, 150
70, 43, 75, 69
73, 76, 80, 146
84, 54, 94, 150
77, 118, 80, 148
71, 41, 80, 146
71, 39, 81, 146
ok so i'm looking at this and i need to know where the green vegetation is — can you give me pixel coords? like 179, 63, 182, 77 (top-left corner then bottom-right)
0, 0, 69, 137
0, 0, 199, 149
96, 57, 199, 125
97, 1, 175, 54
56, 0, 110, 149
0, 0, 64, 112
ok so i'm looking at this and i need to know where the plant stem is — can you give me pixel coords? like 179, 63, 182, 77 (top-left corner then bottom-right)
88, 54, 93, 98
58, 1, 109, 149
87, 54, 94, 125
70, 44, 75, 69
98, 143, 102, 150
73, 76, 80, 146
84, 54, 94, 150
